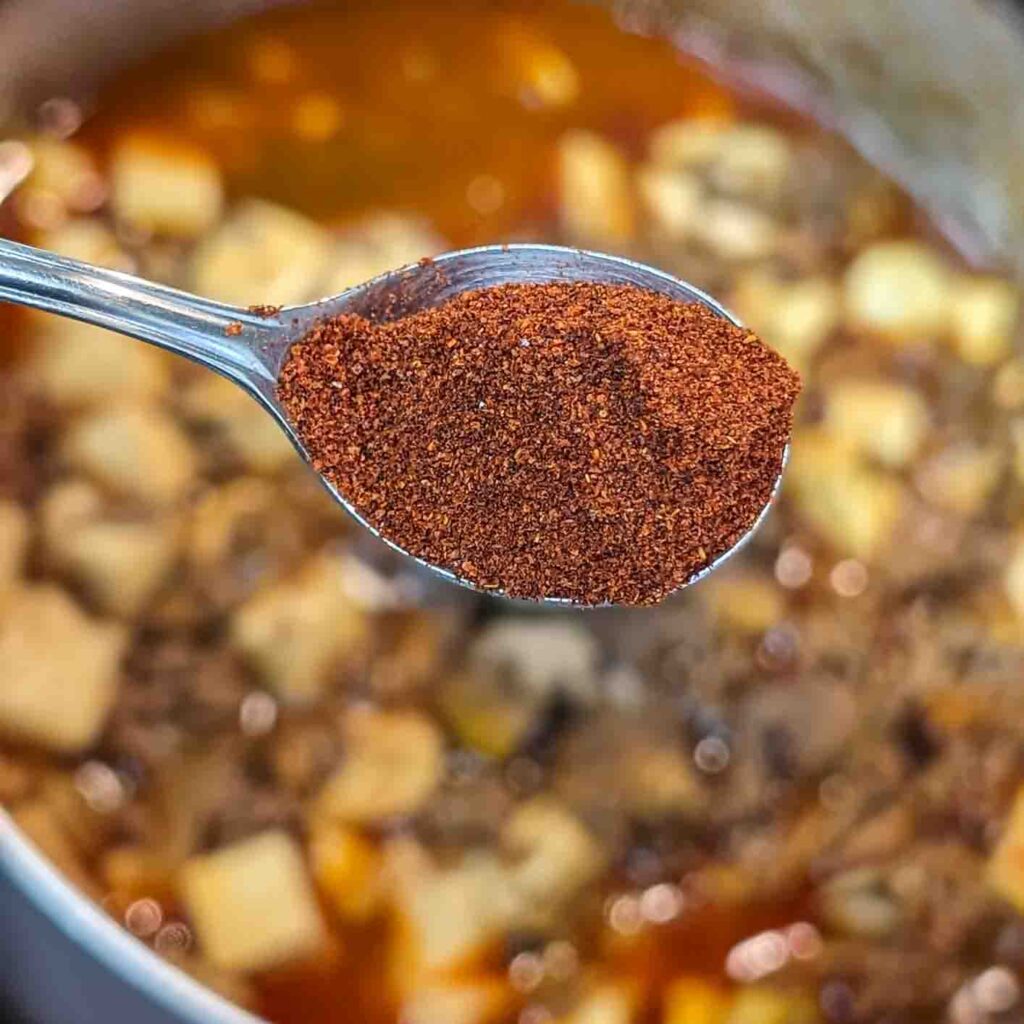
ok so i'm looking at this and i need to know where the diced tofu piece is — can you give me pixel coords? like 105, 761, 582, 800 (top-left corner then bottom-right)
41, 480, 179, 617
33, 219, 129, 270
649, 120, 728, 169
191, 199, 333, 305
988, 785, 1024, 911
180, 374, 297, 474
401, 978, 510, 1024
386, 840, 513, 978
637, 166, 702, 239
558, 131, 635, 247
26, 139, 103, 212
948, 275, 1019, 366
705, 573, 783, 634
502, 798, 604, 909
915, 444, 1003, 516
843, 241, 951, 342
316, 708, 444, 823
663, 978, 730, 1024
500, 22, 579, 108
787, 430, 902, 559
111, 133, 223, 237
62, 405, 196, 506
231, 552, 368, 701
708, 124, 793, 198
28, 319, 171, 408
56, 512, 176, 618
823, 381, 929, 468
731, 273, 838, 372
186, 477, 281, 570
562, 981, 638, 1024
468, 618, 599, 703
693, 199, 778, 261
725, 988, 818, 1024
181, 831, 326, 973
325, 214, 445, 294
0, 500, 29, 590
0, 584, 126, 753
1006, 537, 1024, 620
309, 821, 382, 922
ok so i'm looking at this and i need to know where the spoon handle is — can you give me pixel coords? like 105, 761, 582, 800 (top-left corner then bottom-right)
0, 237, 278, 392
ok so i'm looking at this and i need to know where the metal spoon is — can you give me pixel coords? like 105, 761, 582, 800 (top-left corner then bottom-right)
0, 238, 786, 605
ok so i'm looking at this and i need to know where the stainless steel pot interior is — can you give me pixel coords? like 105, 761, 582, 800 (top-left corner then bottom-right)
0, 2, 1022, 1023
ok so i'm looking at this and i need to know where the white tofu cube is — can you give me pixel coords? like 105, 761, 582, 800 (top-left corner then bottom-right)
0, 500, 29, 590
0, 584, 126, 753
326, 214, 445, 295
41, 480, 179, 617
844, 241, 951, 342
62, 405, 196, 506
731, 273, 839, 372
949, 275, 1019, 366
694, 199, 778, 261
111, 133, 224, 237
34, 219, 130, 270
231, 552, 368, 701
558, 131, 635, 247
181, 831, 326, 973
468, 618, 599, 703
315, 708, 444, 823
648, 120, 727, 168
824, 380, 929, 468
28, 319, 171, 409
27, 139, 103, 212
191, 199, 333, 306
788, 430, 903, 558
637, 166, 702, 239
401, 978, 509, 1024
709, 124, 793, 198
386, 840, 513, 979
915, 444, 1003, 516
180, 374, 297, 474
186, 477, 279, 572
502, 798, 604, 908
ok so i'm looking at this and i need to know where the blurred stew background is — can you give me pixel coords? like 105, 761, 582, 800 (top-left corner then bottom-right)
1, 2, 1024, 1024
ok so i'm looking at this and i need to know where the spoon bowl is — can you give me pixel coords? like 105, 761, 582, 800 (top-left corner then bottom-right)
0, 239, 786, 605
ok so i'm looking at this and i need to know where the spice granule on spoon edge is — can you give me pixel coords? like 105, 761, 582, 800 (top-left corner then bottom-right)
277, 282, 801, 605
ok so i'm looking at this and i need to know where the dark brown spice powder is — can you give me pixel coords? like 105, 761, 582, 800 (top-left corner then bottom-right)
277, 282, 801, 605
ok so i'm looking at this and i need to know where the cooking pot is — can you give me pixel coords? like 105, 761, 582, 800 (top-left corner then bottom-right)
1, 1, 1023, 1022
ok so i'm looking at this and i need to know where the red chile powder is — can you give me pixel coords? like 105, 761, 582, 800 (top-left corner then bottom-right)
277, 282, 800, 605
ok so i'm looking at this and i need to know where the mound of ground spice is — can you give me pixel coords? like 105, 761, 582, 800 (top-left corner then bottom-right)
278, 282, 800, 605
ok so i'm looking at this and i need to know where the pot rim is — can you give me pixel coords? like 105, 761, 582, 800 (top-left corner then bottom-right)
1, 809, 265, 1024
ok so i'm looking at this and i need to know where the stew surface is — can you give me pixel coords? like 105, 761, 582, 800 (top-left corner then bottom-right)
1, 2, 1023, 1024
